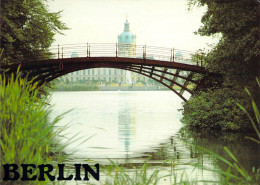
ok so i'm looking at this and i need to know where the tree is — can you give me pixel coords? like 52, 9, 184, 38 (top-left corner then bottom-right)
182, 0, 260, 131
189, 0, 259, 86
0, 0, 68, 63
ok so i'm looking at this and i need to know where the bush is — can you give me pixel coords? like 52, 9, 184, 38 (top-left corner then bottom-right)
182, 87, 251, 131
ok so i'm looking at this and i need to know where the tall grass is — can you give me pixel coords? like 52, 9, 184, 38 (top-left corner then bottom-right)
104, 161, 162, 185
0, 73, 67, 185
237, 78, 260, 144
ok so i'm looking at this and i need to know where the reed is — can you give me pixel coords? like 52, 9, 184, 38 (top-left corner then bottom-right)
0, 73, 68, 185
104, 161, 162, 185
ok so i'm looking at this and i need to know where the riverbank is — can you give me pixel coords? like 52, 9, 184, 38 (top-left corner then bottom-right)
96, 85, 170, 91
53, 83, 189, 91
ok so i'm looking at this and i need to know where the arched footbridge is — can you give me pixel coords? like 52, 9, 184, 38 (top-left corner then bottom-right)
0, 43, 220, 101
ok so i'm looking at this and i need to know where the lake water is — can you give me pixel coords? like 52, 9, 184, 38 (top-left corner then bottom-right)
49, 91, 259, 184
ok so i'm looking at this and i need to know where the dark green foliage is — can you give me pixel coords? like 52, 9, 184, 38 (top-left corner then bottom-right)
182, 0, 260, 131
0, 0, 68, 63
188, 0, 260, 87
182, 87, 251, 131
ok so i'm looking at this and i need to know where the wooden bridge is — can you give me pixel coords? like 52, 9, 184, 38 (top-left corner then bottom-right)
0, 43, 216, 101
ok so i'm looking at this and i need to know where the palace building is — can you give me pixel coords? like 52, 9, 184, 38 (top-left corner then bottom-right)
62, 17, 148, 84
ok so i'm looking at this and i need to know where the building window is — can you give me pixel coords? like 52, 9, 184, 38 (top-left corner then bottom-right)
98, 69, 100, 75
76, 71, 79, 75
88, 70, 90, 75
109, 77, 112, 82
103, 69, 106, 75
92, 69, 95, 75
83, 70, 86, 75
114, 70, 117, 75
109, 69, 111, 75
121, 70, 123, 75
71, 77, 73, 81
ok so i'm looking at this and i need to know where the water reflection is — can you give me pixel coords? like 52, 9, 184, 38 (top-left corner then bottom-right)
141, 131, 220, 183
118, 94, 136, 161
50, 91, 259, 184
50, 92, 220, 182
180, 128, 260, 171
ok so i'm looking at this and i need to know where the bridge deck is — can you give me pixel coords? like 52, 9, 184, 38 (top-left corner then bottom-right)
1, 57, 206, 74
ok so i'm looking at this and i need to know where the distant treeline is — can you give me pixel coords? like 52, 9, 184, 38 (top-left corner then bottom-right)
54, 84, 99, 91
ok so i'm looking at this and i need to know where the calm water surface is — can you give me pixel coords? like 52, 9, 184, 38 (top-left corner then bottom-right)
49, 91, 259, 184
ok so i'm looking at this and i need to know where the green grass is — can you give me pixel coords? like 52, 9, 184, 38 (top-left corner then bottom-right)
104, 161, 162, 185
0, 73, 68, 185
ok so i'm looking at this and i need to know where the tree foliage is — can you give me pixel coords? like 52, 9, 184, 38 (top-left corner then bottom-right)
182, 87, 251, 131
189, 0, 260, 86
0, 0, 68, 63
182, 0, 260, 131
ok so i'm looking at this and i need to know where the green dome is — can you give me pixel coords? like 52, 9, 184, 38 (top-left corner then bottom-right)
118, 18, 136, 44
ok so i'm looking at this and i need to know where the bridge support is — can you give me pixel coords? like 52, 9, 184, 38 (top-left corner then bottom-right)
125, 64, 200, 101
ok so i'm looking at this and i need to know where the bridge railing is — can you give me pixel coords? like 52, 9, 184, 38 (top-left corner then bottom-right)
26, 43, 206, 67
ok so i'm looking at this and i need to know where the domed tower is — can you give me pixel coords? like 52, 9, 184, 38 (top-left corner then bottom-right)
117, 16, 136, 84
118, 16, 136, 57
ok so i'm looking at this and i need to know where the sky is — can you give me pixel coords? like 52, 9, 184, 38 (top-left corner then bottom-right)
48, 0, 219, 52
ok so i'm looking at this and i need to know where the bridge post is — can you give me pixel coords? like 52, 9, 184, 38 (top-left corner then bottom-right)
150, 66, 155, 77
58, 44, 60, 59
116, 43, 118, 57
170, 49, 172, 62
87, 43, 88, 57
143, 46, 145, 59
88, 44, 90, 57
172, 48, 175, 62
143, 45, 146, 60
